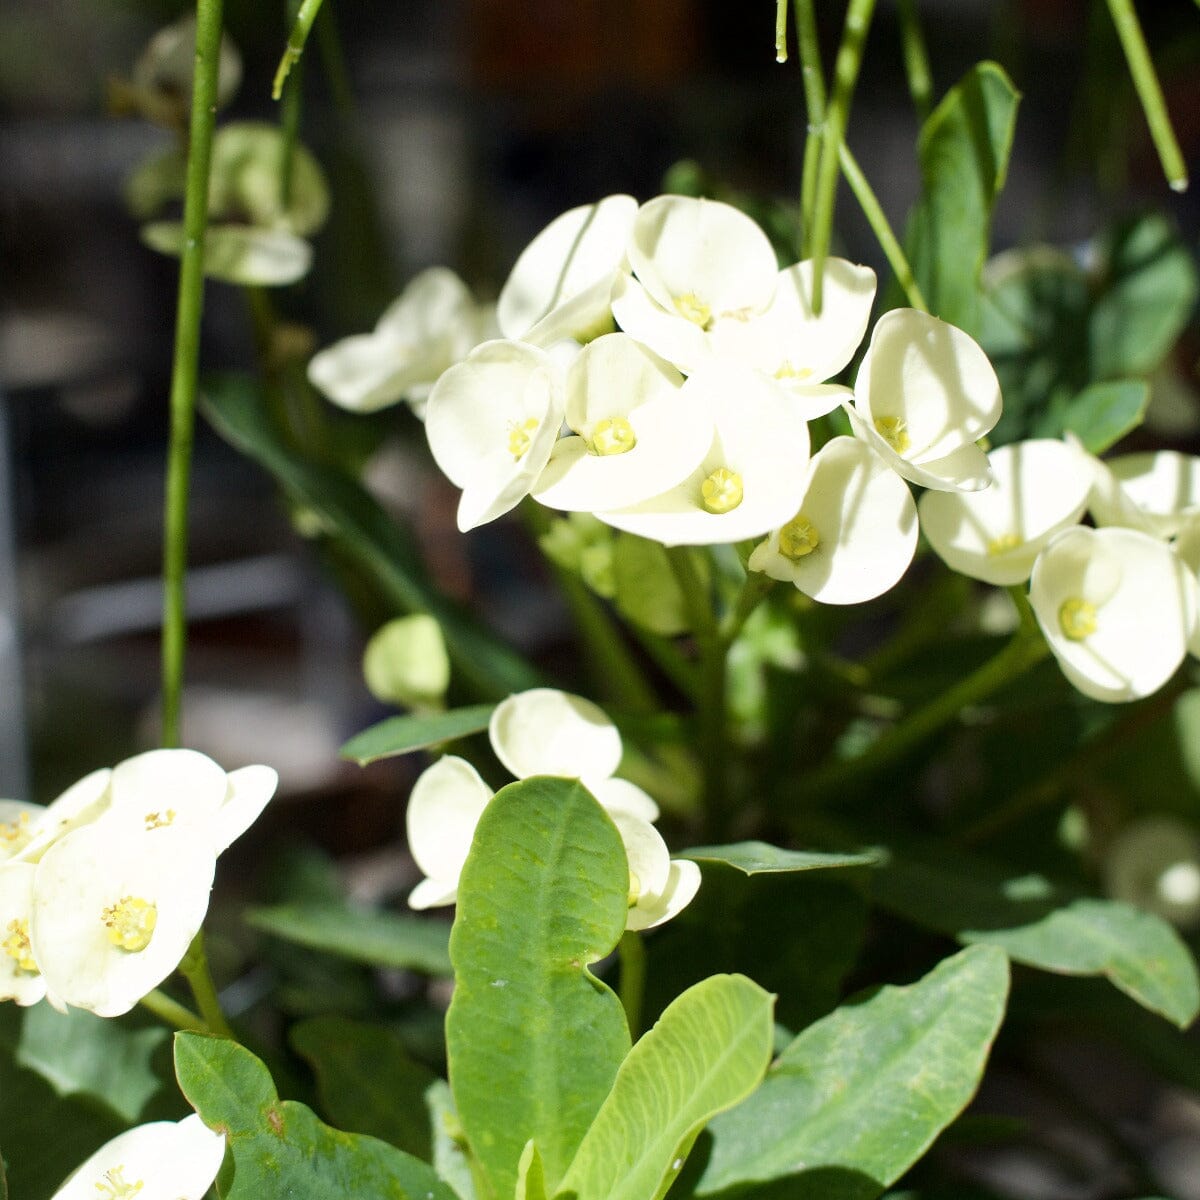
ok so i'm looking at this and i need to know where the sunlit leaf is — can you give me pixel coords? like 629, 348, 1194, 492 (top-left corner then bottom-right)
341, 704, 495, 765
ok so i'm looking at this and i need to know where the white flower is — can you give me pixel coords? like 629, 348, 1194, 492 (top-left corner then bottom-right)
424, 339, 565, 530
50, 1114, 225, 1200
919, 439, 1093, 585
749, 436, 917, 604
489, 687, 624, 783
6, 768, 114, 865
30, 822, 217, 1017
610, 809, 701, 931
141, 221, 313, 287
0, 862, 45, 1006
596, 363, 811, 546
498, 194, 637, 346
847, 308, 1002, 491
307, 268, 496, 415
1088, 449, 1200, 538
1028, 525, 1199, 702
531, 333, 711, 514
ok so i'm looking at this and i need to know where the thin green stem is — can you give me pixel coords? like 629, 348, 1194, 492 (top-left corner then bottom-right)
618, 931, 646, 1039
775, 0, 789, 62
809, 0, 877, 312
793, 0, 828, 257
719, 571, 775, 644
838, 142, 929, 311
1104, 0, 1189, 192
273, 0, 325, 101
160, 0, 224, 748
626, 623, 701, 701
896, 0, 933, 123
279, 0, 304, 210
315, 0, 356, 120
139, 988, 209, 1033
178, 931, 235, 1040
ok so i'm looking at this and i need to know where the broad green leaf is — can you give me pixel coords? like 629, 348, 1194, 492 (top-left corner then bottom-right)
517, 1142, 550, 1200
341, 704, 496, 765
905, 62, 1021, 335
683, 841, 879, 875
202, 373, 538, 699
558, 974, 774, 1200
873, 848, 1200, 1027
696, 945, 1010, 1199
246, 901, 452, 975
291, 1016, 437, 1158
446, 777, 632, 1199
15, 1004, 168, 1123
176, 1032, 457, 1200
613, 533, 692, 636
1036, 379, 1149, 453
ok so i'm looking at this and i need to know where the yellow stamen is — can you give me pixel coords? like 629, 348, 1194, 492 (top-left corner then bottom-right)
591, 416, 637, 456
1058, 597, 1098, 641
775, 361, 814, 382
987, 533, 1021, 556
700, 468, 744, 514
874, 415, 911, 454
101, 897, 158, 953
779, 514, 820, 560
0, 812, 30, 848
2, 919, 37, 974
674, 292, 712, 330
143, 809, 176, 831
627, 872, 641, 908
507, 418, 539, 460
95, 1165, 144, 1199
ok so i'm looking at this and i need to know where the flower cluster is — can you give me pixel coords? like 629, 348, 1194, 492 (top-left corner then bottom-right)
0, 750, 276, 1016
407, 688, 700, 930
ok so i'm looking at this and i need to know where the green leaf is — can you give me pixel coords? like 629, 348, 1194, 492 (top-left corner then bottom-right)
558, 974, 774, 1200
341, 704, 496, 765
683, 842, 879, 875
873, 848, 1200, 1028
290, 1016, 437, 1159
201, 373, 538, 699
696, 946, 1010, 1199
517, 1142, 550, 1200
1035, 379, 1149, 453
175, 1032, 457, 1200
446, 777, 632, 1199
905, 62, 1021, 335
613, 533, 693, 636
246, 901, 452, 975
14, 1004, 168, 1123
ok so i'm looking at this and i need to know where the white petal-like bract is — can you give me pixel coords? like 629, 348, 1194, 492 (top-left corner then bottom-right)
489, 688, 623, 782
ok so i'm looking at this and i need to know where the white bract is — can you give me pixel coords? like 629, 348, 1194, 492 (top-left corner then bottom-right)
596, 363, 811, 546
610, 195, 779, 374
50, 1114, 226, 1200
6, 768, 114, 865
1029, 525, 1199, 702
0, 862, 45, 1006
1088, 449, 1200, 538
425, 339, 565, 530
489, 687, 623, 783
532, 333, 711, 513
919, 439, 1093, 585
749, 436, 917, 604
610, 810, 702, 931
498, 194, 637, 346
848, 308, 1002, 491
307, 268, 495, 415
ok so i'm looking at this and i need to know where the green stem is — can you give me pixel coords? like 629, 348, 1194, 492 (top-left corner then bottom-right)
793, 0, 828, 257
775, 0, 789, 62
160, 0, 224, 748
273, 0, 325, 101
139, 988, 209, 1034
315, 0, 356, 120
1103, 0, 1189, 191
837, 142, 929, 312
895, 0, 933, 123
719, 571, 775, 644
809, 0, 877, 312
178, 931, 235, 1040
278, 0, 304, 210
618, 930, 646, 1039
626, 623, 701, 701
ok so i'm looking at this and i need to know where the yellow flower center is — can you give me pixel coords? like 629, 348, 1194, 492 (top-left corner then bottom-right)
674, 292, 713, 330
874, 415, 911, 454
627, 871, 641, 909
775, 361, 814, 382
779, 514, 820, 560
591, 416, 637, 456
507, 418, 539, 460
101, 897, 158, 953
143, 809, 176, 831
701, 468, 744, 514
2, 918, 37, 974
1058, 596, 1098, 641
987, 533, 1021, 556
0, 811, 30, 851
95, 1165, 144, 1199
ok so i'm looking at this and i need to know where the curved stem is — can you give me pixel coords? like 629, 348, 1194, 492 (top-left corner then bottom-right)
775, 0, 789, 63
618, 930, 646, 1040
179, 931, 235, 1040
719, 571, 775, 644
896, 0, 933, 123
273, 0, 326, 101
279, 0, 304, 210
792, 0, 827, 257
139, 988, 209, 1034
160, 0, 224, 748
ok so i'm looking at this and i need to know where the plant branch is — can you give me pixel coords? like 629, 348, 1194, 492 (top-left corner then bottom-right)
792, 0, 828, 257
139, 988, 209, 1034
273, 0, 325, 101
896, 0, 933, 123
179, 931, 235, 1040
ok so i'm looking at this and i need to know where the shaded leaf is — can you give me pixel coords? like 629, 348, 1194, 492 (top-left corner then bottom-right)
683, 841, 879, 875
176, 1032, 457, 1199
341, 704, 496, 765
696, 946, 1009, 1199
446, 777, 631, 1199
1036, 379, 1149, 453
558, 974, 773, 1200
246, 901, 452, 975
517, 1141, 549, 1200
613, 533, 693, 636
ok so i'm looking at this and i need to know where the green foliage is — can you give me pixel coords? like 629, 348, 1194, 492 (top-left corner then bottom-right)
341, 703, 495, 765
1051, 379, 1149, 453
446, 777, 632, 1199
873, 847, 1200, 1027
694, 946, 1010, 1200
175, 1033, 458, 1199
683, 841, 879, 875
246, 901, 452, 975
904, 62, 1021, 335
613, 533, 696, 636
558, 974, 773, 1200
